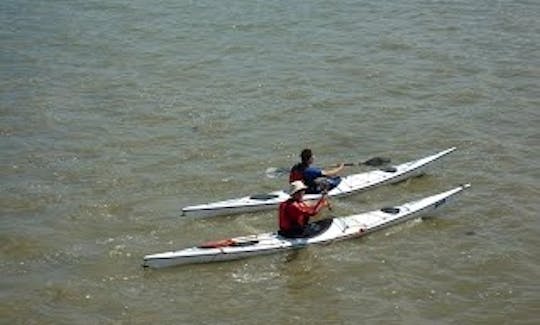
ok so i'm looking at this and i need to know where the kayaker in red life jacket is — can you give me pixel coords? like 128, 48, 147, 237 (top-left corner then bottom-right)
278, 180, 330, 238
289, 148, 345, 194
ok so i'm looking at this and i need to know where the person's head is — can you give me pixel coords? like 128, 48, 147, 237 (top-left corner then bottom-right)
300, 148, 313, 165
289, 180, 307, 200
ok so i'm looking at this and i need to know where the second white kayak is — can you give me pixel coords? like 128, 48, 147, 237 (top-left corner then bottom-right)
181, 147, 456, 218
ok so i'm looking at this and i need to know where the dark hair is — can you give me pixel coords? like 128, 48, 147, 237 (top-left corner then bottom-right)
300, 149, 312, 163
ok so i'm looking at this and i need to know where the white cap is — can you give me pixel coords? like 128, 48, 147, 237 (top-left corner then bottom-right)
289, 180, 307, 195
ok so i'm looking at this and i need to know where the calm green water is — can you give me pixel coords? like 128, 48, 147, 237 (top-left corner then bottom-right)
1, 0, 539, 323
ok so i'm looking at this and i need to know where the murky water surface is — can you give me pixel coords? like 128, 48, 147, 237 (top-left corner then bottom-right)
1, 0, 538, 323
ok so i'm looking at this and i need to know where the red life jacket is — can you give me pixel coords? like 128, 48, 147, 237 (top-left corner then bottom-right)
279, 198, 327, 233
278, 200, 311, 232
289, 163, 306, 183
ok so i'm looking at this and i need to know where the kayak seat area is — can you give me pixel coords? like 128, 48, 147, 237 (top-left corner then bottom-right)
278, 218, 334, 239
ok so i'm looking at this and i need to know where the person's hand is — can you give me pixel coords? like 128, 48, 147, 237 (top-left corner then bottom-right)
321, 197, 328, 206
321, 196, 332, 210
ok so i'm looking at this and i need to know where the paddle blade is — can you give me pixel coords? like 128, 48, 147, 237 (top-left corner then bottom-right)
361, 157, 391, 167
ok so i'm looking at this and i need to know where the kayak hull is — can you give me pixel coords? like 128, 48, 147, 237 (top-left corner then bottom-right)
144, 184, 470, 268
181, 148, 456, 218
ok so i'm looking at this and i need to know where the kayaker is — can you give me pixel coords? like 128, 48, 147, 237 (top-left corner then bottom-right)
278, 180, 331, 238
289, 148, 344, 194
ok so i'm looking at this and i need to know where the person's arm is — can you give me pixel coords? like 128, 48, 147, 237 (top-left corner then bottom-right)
322, 163, 345, 177
301, 196, 329, 215
293, 198, 327, 226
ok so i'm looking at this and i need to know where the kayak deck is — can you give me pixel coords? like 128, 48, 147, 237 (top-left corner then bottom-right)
181, 147, 456, 218
145, 184, 470, 268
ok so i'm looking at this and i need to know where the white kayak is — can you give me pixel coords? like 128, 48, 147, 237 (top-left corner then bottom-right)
182, 147, 456, 218
144, 184, 470, 268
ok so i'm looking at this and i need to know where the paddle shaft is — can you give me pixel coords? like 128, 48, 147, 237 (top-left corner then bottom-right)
317, 157, 391, 169
265, 156, 391, 178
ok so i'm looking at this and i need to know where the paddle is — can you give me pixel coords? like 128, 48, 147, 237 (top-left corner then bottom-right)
265, 156, 391, 178
322, 192, 332, 211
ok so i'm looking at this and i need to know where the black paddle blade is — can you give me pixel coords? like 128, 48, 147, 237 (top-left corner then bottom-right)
362, 157, 391, 167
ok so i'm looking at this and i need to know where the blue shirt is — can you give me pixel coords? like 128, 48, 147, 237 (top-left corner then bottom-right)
303, 166, 323, 184
303, 167, 341, 193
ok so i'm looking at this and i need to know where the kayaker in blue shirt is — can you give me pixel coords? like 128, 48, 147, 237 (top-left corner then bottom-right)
290, 148, 344, 194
